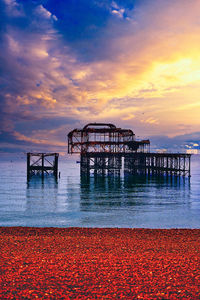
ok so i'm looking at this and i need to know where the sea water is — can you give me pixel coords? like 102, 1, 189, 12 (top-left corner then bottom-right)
0, 155, 200, 228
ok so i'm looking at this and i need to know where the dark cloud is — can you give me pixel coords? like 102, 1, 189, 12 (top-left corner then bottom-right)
150, 132, 200, 151
15, 117, 77, 134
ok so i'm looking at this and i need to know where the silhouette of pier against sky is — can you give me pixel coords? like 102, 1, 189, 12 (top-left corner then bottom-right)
68, 123, 191, 177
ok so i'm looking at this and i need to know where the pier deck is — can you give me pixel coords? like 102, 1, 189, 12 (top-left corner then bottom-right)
80, 152, 191, 177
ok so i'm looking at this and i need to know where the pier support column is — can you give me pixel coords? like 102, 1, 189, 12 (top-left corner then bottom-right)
27, 153, 31, 182
42, 153, 44, 179
189, 156, 191, 177
54, 154, 59, 179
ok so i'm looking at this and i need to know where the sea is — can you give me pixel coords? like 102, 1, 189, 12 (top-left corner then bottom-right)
0, 155, 200, 228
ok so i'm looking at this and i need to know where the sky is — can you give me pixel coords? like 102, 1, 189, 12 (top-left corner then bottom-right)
1, 0, 200, 157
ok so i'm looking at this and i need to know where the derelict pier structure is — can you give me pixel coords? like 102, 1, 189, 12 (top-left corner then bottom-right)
27, 152, 59, 181
68, 123, 191, 177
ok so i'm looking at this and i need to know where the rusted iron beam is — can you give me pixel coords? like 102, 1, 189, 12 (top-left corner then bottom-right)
68, 123, 150, 155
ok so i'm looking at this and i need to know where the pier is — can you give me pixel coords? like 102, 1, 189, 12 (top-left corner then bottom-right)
124, 152, 191, 176
79, 152, 191, 177
68, 123, 191, 177
27, 153, 59, 181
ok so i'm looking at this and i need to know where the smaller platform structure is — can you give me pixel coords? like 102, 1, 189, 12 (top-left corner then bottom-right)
27, 153, 59, 181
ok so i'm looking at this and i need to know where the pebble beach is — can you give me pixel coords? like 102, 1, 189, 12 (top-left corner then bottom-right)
0, 227, 199, 299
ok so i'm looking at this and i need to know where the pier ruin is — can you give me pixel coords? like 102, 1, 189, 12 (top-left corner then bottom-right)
27, 153, 59, 181
68, 123, 191, 177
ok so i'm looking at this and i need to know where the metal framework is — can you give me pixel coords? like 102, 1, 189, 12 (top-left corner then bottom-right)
68, 123, 150, 154
124, 153, 191, 177
27, 153, 59, 181
68, 123, 191, 177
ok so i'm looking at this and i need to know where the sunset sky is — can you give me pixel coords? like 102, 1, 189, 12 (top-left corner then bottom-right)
1, 0, 200, 156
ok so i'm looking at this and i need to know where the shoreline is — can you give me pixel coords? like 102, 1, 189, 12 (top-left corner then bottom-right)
0, 227, 199, 299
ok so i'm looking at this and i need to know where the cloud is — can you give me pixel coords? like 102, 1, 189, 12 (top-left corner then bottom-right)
3, 0, 24, 17
1, 0, 200, 154
36, 5, 52, 19
150, 131, 200, 152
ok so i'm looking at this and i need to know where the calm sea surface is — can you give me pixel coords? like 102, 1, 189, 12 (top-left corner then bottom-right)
0, 155, 200, 228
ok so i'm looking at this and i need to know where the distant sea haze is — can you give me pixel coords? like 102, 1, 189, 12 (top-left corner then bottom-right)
0, 155, 200, 228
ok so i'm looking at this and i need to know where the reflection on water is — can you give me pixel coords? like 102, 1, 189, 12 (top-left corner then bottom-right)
78, 173, 194, 228
26, 176, 58, 212
80, 173, 190, 211
0, 158, 199, 228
